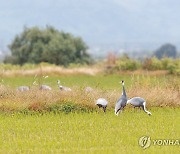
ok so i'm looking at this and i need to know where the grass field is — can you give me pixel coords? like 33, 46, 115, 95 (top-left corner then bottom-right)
0, 108, 179, 153
0, 71, 179, 153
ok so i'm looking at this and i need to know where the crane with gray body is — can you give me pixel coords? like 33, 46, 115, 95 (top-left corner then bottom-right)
39, 85, 52, 90
96, 98, 108, 113
17, 86, 30, 92
57, 80, 72, 91
127, 97, 152, 115
115, 80, 127, 115
33, 75, 52, 90
17, 79, 38, 92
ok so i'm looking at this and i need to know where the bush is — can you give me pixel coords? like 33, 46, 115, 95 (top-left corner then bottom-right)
160, 58, 173, 69
167, 59, 180, 75
143, 57, 163, 70
116, 59, 141, 71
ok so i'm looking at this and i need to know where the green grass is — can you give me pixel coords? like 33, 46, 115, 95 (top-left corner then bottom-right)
1, 73, 179, 90
0, 108, 179, 153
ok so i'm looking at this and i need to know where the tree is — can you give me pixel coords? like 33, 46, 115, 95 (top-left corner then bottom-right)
154, 43, 177, 59
5, 26, 91, 65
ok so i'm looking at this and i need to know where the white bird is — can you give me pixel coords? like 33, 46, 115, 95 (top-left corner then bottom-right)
115, 80, 128, 115
96, 98, 108, 113
57, 80, 72, 91
39, 85, 52, 90
17, 86, 30, 92
127, 97, 152, 115
85, 86, 93, 93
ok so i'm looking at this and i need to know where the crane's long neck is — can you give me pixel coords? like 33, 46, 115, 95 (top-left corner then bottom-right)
57, 80, 61, 87
122, 84, 127, 97
142, 102, 152, 115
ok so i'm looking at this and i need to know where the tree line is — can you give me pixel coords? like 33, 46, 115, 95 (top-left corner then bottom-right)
3, 26, 178, 66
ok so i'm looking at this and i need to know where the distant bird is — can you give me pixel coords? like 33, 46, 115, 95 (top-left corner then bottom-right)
115, 80, 128, 115
85, 86, 93, 93
127, 97, 152, 116
96, 98, 108, 113
39, 85, 52, 90
57, 80, 72, 91
17, 86, 30, 92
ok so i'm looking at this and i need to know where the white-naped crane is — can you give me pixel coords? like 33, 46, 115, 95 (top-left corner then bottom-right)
39, 75, 52, 90
17, 79, 38, 92
17, 86, 30, 92
96, 98, 108, 113
57, 80, 72, 91
127, 97, 152, 116
39, 84, 52, 90
115, 80, 128, 115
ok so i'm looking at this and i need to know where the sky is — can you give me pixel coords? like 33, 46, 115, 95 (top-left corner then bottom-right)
0, 0, 180, 53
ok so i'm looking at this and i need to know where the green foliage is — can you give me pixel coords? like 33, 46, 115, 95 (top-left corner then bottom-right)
143, 57, 180, 75
105, 55, 180, 75
167, 59, 180, 75
3, 55, 18, 64
115, 57, 141, 71
5, 26, 91, 66
154, 43, 177, 59
143, 57, 163, 70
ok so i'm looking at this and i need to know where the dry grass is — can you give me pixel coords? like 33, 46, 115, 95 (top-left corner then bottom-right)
0, 66, 100, 77
0, 64, 171, 78
118, 70, 168, 76
0, 81, 179, 112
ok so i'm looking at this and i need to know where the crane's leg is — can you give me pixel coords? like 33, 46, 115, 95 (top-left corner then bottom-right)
103, 106, 107, 113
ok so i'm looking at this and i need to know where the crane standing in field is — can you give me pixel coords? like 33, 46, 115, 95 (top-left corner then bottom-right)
96, 98, 108, 113
39, 85, 52, 90
39, 76, 52, 90
57, 80, 72, 91
127, 97, 152, 116
115, 80, 128, 115
17, 86, 30, 92
17, 78, 38, 92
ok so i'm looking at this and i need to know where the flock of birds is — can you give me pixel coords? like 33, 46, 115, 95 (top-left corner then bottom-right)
17, 79, 72, 92
96, 80, 152, 116
17, 79, 151, 116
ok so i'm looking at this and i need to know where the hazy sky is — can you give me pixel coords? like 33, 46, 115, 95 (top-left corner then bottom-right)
0, 0, 180, 51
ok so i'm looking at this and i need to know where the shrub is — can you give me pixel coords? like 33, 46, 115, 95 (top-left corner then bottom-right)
143, 57, 163, 70
167, 59, 180, 75
116, 58, 141, 71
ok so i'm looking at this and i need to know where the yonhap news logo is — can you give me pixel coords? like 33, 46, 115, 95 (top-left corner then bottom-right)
138, 136, 180, 149
139, 136, 151, 149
